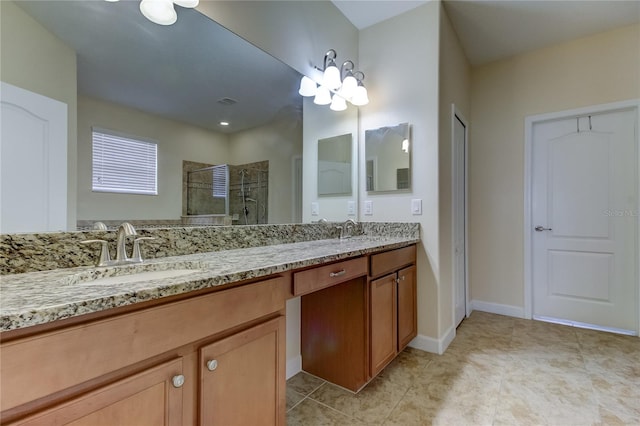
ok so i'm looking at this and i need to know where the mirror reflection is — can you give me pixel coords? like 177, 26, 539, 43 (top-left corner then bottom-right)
3, 0, 305, 231
317, 134, 352, 196
365, 123, 411, 192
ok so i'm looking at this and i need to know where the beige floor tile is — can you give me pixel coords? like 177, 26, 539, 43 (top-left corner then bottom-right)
377, 347, 434, 387
495, 359, 599, 425
286, 398, 364, 426
309, 377, 409, 424
287, 371, 325, 396
512, 318, 578, 343
385, 381, 498, 426
286, 313, 639, 426
286, 387, 305, 412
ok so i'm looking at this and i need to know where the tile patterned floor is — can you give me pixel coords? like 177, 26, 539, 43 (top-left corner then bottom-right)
286, 311, 640, 425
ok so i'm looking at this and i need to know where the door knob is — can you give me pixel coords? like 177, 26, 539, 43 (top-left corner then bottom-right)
535, 226, 552, 232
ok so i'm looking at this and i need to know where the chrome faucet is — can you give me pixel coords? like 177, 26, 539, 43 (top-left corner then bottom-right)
339, 219, 357, 240
82, 222, 154, 266
115, 222, 137, 262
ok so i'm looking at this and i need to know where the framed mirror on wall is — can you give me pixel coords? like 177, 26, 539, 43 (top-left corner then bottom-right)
365, 123, 411, 193
317, 134, 352, 196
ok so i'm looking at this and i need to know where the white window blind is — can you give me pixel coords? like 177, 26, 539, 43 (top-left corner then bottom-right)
212, 164, 228, 198
92, 128, 158, 195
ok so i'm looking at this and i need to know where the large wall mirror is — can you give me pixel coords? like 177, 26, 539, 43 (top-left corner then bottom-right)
2, 0, 326, 231
365, 123, 411, 193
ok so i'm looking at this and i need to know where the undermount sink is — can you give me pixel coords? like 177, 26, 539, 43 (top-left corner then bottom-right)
61, 262, 205, 286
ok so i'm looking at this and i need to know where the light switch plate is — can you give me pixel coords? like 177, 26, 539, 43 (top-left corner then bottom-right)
411, 199, 422, 215
347, 200, 356, 216
311, 202, 319, 216
364, 200, 373, 216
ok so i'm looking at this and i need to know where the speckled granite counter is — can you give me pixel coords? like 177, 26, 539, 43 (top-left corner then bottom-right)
1, 235, 419, 332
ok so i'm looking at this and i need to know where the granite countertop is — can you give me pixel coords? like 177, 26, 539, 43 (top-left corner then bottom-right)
1, 236, 418, 332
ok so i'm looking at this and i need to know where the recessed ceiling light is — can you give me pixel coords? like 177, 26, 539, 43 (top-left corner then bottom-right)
220, 121, 229, 126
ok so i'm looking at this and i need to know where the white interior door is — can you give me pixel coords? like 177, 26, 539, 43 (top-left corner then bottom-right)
453, 112, 468, 327
1, 82, 68, 233
532, 109, 638, 333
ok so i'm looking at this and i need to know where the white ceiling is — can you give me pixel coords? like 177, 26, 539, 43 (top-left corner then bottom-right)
332, 0, 640, 65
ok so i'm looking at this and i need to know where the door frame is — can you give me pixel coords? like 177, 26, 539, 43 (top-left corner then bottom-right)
524, 99, 640, 333
451, 104, 471, 323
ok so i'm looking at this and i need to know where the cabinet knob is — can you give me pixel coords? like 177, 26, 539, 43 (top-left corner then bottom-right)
207, 359, 218, 371
172, 374, 185, 388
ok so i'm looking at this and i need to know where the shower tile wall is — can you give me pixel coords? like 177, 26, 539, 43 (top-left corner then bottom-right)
229, 161, 269, 225
182, 161, 226, 216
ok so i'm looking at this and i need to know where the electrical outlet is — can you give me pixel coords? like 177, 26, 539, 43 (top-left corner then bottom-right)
347, 200, 356, 216
411, 199, 422, 215
364, 200, 373, 216
311, 202, 319, 216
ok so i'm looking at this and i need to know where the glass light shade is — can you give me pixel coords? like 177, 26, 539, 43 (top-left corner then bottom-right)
140, 0, 177, 25
173, 0, 199, 7
402, 139, 409, 153
329, 95, 347, 111
351, 85, 369, 106
313, 86, 332, 105
339, 75, 358, 100
298, 76, 317, 97
322, 64, 342, 90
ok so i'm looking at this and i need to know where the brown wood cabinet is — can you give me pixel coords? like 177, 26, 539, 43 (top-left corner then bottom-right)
1, 277, 287, 425
300, 273, 368, 392
200, 317, 285, 426
369, 247, 417, 377
300, 245, 417, 392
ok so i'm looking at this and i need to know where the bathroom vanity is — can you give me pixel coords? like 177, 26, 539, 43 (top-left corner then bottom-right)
0, 227, 418, 425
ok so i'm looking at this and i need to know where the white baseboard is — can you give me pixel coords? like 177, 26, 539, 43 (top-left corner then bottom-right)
408, 326, 455, 355
470, 300, 525, 319
286, 355, 302, 380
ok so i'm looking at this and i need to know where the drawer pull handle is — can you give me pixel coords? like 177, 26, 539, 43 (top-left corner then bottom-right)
207, 359, 218, 371
172, 374, 185, 388
329, 269, 346, 278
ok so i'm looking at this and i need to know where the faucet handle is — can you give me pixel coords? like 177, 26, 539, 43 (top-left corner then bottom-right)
131, 237, 155, 262
81, 239, 111, 266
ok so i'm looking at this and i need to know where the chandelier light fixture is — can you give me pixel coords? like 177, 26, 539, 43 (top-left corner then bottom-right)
298, 49, 369, 110
106, 0, 199, 26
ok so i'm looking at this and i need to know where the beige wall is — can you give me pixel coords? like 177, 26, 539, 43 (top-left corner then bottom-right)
469, 24, 640, 310
228, 108, 303, 224
77, 96, 230, 221
302, 97, 359, 222
438, 7, 471, 335
0, 0, 78, 230
359, 2, 441, 341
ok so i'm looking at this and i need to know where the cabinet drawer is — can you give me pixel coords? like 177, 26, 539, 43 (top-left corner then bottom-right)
370, 245, 416, 278
293, 257, 367, 296
1, 276, 286, 413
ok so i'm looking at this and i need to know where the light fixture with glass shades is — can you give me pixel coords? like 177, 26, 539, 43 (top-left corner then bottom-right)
105, 0, 199, 26
298, 49, 369, 111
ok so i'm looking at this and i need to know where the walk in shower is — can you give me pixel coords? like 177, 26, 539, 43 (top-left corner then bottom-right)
183, 160, 268, 225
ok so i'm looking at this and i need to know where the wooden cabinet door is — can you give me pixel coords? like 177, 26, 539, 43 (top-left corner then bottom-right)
370, 273, 397, 377
397, 265, 417, 351
199, 316, 285, 426
11, 358, 184, 426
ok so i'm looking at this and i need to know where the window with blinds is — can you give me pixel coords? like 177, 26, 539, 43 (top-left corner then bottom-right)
92, 128, 158, 195
212, 164, 228, 198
